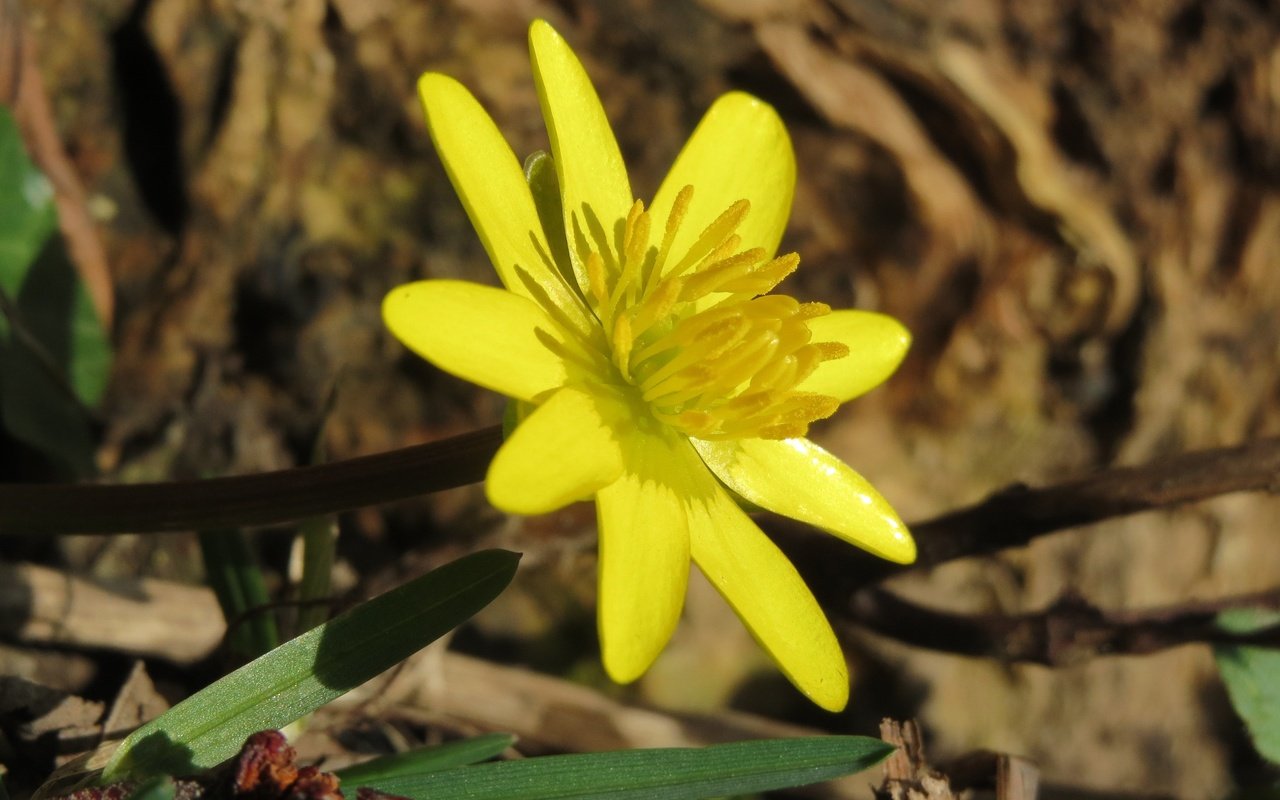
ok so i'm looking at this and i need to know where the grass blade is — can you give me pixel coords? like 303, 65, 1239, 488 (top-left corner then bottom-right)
199, 529, 279, 660
365, 736, 894, 799
335, 733, 516, 785
103, 549, 520, 779
0, 426, 502, 535
293, 515, 337, 635
124, 776, 174, 800
293, 385, 340, 636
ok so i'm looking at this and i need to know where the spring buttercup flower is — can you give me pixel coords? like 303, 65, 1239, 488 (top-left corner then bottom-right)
385, 20, 915, 711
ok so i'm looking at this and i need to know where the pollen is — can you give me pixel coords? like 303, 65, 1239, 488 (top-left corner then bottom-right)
578, 185, 848, 440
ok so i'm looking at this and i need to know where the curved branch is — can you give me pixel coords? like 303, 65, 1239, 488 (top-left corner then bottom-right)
775, 436, 1280, 597
845, 587, 1280, 666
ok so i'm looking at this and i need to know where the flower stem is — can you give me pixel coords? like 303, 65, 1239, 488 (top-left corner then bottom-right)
0, 426, 503, 536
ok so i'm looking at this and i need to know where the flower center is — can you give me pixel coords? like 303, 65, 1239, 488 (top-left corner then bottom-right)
580, 186, 848, 440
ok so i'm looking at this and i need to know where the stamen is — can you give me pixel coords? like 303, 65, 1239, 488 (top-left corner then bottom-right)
612, 314, 634, 381
576, 191, 849, 441
624, 201, 649, 268
718, 253, 799, 297
664, 199, 749, 279
741, 294, 801, 320
647, 185, 694, 292
785, 347, 823, 387
642, 365, 713, 404
609, 200, 650, 317
678, 249, 767, 302
756, 422, 807, 440
814, 341, 850, 361
628, 276, 681, 339
632, 308, 743, 366
797, 301, 830, 319
658, 408, 716, 437
586, 251, 610, 323
749, 354, 798, 392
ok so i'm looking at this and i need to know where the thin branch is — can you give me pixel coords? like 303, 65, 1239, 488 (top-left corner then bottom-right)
910, 436, 1280, 562
0, 426, 502, 535
774, 436, 1280, 596
845, 587, 1280, 666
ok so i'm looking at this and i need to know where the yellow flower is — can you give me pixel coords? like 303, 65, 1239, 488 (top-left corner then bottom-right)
384, 20, 915, 711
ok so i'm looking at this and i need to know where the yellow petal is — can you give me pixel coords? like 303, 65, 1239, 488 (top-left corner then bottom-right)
797, 310, 911, 402
596, 430, 691, 683
681, 443, 849, 712
689, 508, 849, 713
649, 92, 795, 270
383, 280, 569, 402
486, 385, 626, 514
693, 437, 916, 564
417, 72, 591, 334
528, 20, 633, 282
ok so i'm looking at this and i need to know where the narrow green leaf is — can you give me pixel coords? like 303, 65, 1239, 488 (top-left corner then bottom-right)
365, 736, 894, 800
0, 108, 57, 275
124, 776, 174, 800
0, 425, 503, 535
1216, 608, 1280, 765
336, 733, 516, 785
295, 514, 338, 635
293, 385, 340, 636
0, 106, 111, 475
0, 769, 10, 800
199, 529, 280, 660
522, 151, 571, 290
103, 549, 520, 780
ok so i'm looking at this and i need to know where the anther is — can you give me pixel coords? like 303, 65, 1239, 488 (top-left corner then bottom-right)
578, 191, 851, 442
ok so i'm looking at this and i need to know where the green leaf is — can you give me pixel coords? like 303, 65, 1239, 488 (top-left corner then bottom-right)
103, 549, 521, 779
0, 109, 57, 273
364, 736, 894, 800
523, 151, 572, 290
294, 514, 338, 635
0, 106, 111, 475
199, 530, 280, 661
335, 733, 516, 785
294, 396, 340, 636
1215, 608, 1280, 765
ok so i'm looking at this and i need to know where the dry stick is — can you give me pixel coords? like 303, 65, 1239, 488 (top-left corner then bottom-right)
0, 562, 223, 663
773, 436, 1280, 599
0, 426, 502, 535
911, 436, 1280, 563
769, 436, 1280, 664
846, 587, 1280, 667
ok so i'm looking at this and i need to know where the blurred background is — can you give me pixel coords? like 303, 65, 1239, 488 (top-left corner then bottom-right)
3, 0, 1280, 796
